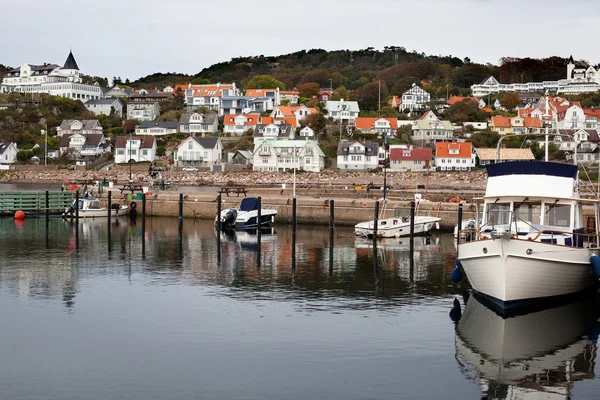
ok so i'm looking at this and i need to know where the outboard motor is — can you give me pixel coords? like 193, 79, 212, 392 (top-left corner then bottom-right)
223, 209, 237, 228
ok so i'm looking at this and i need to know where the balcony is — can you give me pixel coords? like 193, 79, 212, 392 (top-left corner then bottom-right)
259, 150, 271, 156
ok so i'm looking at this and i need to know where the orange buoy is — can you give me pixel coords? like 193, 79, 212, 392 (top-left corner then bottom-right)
14, 210, 25, 219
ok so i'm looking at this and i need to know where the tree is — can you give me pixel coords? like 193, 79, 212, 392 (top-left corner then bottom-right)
245, 74, 286, 90
332, 86, 349, 101
303, 113, 326, 132
499, 92, 520, 110
353, 80, 389, 111
297, 82, 320, 99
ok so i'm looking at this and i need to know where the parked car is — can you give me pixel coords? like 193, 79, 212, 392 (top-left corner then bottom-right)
182, 167, 199, 172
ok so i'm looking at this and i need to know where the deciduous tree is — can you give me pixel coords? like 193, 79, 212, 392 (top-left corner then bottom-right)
245, 75, 286, 90
499, 92, 521, 110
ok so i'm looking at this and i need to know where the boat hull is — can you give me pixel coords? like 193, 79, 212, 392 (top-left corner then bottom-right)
354, 216, 440, 238
65, 208, 129, 218
458, 238, 596, 305
218, 209, 278, 230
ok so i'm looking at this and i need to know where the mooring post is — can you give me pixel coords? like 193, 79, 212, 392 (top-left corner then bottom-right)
142, 192, 146, 257
257, 197, 262, 267
107, 191, 112, 252
178, 193, 184, 260
74, 191, 80, 250
457, 203, 463, 247
179, 193, 184, 221
216, 194, 222, 232
373, 200, 380, 240
75, 191, 80, 220
410, 200, 415, 252
329, 199, 334, 276
45, 190, 49, 219
292, 197, 297, 272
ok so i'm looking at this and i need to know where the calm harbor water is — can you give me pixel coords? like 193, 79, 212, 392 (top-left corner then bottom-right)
0, 216, 599, 399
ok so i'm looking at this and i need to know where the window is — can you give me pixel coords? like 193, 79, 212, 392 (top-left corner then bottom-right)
117, 149, 124, 155
188, 141, 193, 149
343, 156, 348, 161
305, 158, 311, 164
262, 157, 268, 163
204, 151, 208, 158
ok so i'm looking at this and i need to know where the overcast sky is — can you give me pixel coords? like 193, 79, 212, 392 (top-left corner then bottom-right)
2, 0, 599, 82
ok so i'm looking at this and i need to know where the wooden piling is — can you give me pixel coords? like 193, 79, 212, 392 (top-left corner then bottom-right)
457, 203, 463, 247
373, 201, 379, 240
292, 197, 297, 272
410, 200, 415, 254
329, 199, 334, 276
107, 191, 112, 252
142, 193, 146, 257
216, 194, 222, 231
257, 197, 262, 267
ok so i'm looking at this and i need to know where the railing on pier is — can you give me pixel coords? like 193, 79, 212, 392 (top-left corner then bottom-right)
0, 191, 74, 214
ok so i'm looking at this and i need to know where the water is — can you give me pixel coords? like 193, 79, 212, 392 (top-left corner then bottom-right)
0, 217, 598, 400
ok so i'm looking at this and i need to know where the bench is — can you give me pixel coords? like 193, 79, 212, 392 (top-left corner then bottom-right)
120, 183, 144, 194
218, 187, 247, 197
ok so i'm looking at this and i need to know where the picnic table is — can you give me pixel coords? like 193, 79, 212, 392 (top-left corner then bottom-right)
120, 183, 144, 194
218, 187, 247, 197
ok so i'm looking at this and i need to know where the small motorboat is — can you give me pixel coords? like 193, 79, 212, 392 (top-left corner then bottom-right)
354, 215, 441, 238
62, 197, 128, 219
216, 197, 277, 230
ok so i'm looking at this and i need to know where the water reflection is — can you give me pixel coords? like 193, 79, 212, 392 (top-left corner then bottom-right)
0, 217, 465, 311
455, 293, 600, 399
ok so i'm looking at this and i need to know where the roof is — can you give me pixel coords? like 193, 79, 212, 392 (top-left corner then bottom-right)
389, 147, 432, 161
336, 141, 379, 156
192, 137, 219, 149
223, 114, 260, 126
255, 139, 325, 157
114, 135, 155, 149
355, 117, 398, 130
557, 129, 600, 142
475, 148, 535, 161
254, 124, 295, 138
84, 99, 120, 106
435, 142, 472, 158
245, 89, 277, 96
59, 119, 102, 130
0, 142, 16, 156
179, 113, 217, 125
491, 116, 512, 128
414, 119, 454, 130
523, 117, 542, 128
325, 101, 360, 112
481, 107, 493, 113
174, 83, 237, 98
447, 96, 479, 105
233, 150, 252, 159
63, 51, 79, 70
584, 108, 600, 119
138, 121, 179, 129
59, 134, 104, 147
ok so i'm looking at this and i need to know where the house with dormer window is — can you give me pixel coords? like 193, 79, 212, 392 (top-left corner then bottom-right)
127, 102, 160, 121
253, 124, 295, 143
325, 100, 360, 125
389, 145, 433, 172
59, 133, 106, 157
57, 119, 103, 137
179, 112, 218, 136
174, 137, 222, 167
336, 141, 379, 170
411, 113, 454, 145
299, 126, 315, 139
175, 82, 240, 111
355, 117, 398, 137
252, 139, 325, 172
0, 142, 18, 165
435, 141, 474, 171
114, 136, 156, 164
223, 114, 260, 135
269, 105, 316, 126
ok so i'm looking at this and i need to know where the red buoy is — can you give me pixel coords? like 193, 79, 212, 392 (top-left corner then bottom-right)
14, 210, 25, 219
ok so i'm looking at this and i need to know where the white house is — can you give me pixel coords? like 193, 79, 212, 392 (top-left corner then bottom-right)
252, 139, 325, 172
179, 112, 218, 136
412, 112, 454, 144
135, 121, 179, 136
127, 102, 160, 121
174, 137, 223, 167
354, 117, 398, 137
58, 133, 106, 157
0, 142, 18, 164
299, 126, 315, 138
176, 82, 240, 111
325, 100, 360, 125
270, 105, 316, 126
223, 114, 260, 135
336, 141, 379, 170
85, 98, 123, 117
435, 141, 475, 171
400, 84, 431, 112
114, 136, 157, 164
0, 50, 104, 100
56, 120, 103, 137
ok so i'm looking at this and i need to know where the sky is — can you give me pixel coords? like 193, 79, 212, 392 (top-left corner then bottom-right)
2, 0, 600, 82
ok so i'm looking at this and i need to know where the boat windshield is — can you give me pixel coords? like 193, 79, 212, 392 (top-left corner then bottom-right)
545, 203, 571, 228
514, 202, 542, 225
486, 203, 511, 226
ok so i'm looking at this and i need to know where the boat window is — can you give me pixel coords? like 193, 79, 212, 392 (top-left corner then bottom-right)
486, 203, 511, 225
546, 204, 571, 228
514, 203, 541, 225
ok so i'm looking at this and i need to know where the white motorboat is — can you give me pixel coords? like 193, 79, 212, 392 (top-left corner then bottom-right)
63, 197, 128, 218
456, 160, 599, 307
355, 214, 441, 238
455, 293, 599, 399
217, 197, 277, 230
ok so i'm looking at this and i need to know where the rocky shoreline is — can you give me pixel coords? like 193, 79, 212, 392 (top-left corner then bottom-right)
0, 168, 489, 191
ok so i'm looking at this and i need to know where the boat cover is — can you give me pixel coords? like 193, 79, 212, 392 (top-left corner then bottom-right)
239, 197, 259, 212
